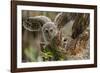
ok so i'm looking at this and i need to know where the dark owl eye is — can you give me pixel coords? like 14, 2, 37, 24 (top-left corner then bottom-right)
50, 29, 53, 32
63, 38, 67, 42
45, 29, 48, 33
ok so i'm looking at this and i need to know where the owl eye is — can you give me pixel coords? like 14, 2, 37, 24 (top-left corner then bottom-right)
63, 38, 67, 42
50, 28, 53, 32
45, 29, 48, 33
64, 39, 67, 42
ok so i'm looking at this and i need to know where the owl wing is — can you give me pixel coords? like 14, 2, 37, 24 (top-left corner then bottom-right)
71, 13, 90, 39
54, 12, 90, 39
23, 16, 52, 49
23, 16, 52, 32
54, 12, 76, 30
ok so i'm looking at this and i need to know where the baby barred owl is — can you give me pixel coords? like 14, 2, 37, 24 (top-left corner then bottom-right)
42, 22, 58, 45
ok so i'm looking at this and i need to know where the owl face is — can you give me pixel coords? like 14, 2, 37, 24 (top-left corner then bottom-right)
42, 22, 58, 42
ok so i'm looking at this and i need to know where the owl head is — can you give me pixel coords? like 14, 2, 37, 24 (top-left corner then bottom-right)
42, 22, 58, 43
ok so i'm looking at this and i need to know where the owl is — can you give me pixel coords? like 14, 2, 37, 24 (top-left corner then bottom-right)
42, 22, 58, 44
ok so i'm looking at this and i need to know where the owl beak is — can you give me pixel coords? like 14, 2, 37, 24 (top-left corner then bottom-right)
48, 32, 51, 39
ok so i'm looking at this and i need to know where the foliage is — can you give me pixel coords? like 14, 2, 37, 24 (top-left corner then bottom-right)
41, 48, 53, 61
41, 47, 66, 61
24, 47, 38, 62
